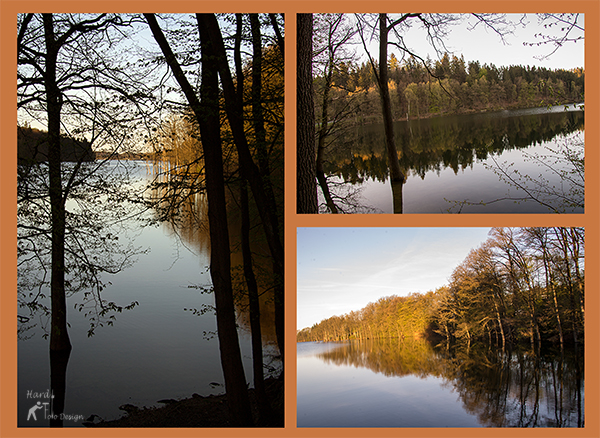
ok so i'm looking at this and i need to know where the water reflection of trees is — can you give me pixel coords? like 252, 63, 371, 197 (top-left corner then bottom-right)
319, 338, 442, 379
148, 159, 210, 251
323, 110, 584, 183
147, 159, 279, 348
316, 338, 583, 427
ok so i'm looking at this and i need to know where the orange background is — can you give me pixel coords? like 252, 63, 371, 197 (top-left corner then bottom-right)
1, 1, 598, 437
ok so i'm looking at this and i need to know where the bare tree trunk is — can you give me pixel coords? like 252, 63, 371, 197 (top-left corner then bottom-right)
493, 300, 506, 350
550, 278, 564, 350
269, 13, 284, 58
316, 55, 338, 213
248, 14, 285, 361
250, 14, 269, 178
240, 178, 270, 422
297, 13, 318, 214
43, 13, 71, 353
198, 21, 254, 427
568, 228, 585, 328
378, 14, 404, 183
49, 349, 70, 427
246, 14, 271, 421
144, 14, 253, 426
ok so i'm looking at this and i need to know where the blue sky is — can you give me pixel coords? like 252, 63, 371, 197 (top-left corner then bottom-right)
296, 227, 493, 330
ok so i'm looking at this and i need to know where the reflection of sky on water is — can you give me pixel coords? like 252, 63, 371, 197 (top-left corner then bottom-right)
297, 342, 481, 428
322, 132, 583, 214
18, 223, 221, 426
297, 341, 348, 358
17, 163, 263, 427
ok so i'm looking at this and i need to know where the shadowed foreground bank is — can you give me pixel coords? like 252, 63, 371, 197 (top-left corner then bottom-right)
84, 378, 283, 428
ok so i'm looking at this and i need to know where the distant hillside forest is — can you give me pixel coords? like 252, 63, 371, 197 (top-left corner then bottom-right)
297, 228, 584, 351
315, 54, 584, 123
17, 125, 95, 164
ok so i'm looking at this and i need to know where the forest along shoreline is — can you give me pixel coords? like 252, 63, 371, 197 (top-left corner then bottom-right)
314, 51, 584, 126
297, 228, 584, 354
84, 377, 283, 427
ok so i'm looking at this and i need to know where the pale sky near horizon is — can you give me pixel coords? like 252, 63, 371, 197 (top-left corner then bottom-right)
296, 227, 493, 330
352, 13, 584, 71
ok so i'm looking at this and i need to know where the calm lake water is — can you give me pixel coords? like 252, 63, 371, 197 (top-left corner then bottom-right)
17, 161, 279, 427
297, 338, 584, 428
320, 104, 584, 213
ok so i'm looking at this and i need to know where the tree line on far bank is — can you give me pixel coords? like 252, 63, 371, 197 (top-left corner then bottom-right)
297, 227, 584, 354
316, 54, 584, 124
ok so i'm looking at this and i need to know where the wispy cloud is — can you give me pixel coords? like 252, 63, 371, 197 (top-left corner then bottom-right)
296, 227, 492, 329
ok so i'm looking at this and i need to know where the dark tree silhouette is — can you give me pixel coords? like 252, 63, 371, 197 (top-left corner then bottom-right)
18, 13, 147, 351
297, 13, 318, 214
145, 13, 254, 426
196, 13, 285, 362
